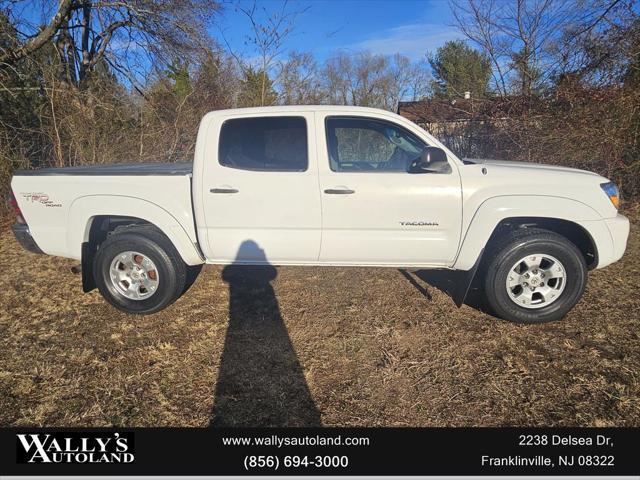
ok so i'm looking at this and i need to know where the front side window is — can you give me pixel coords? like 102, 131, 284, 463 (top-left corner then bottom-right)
325, 116, 429, 172
219, 116, 308, 172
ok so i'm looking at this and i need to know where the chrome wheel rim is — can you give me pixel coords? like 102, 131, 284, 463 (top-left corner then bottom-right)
506, 253, 566, 309
109, 251, 159, 300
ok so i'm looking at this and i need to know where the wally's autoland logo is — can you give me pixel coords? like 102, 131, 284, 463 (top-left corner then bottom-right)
16, 432, 134, 464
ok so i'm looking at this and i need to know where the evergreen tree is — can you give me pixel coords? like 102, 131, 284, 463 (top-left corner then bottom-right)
167, 60, 192, 99
428, 40, 492, 99
238, 67, 277, 107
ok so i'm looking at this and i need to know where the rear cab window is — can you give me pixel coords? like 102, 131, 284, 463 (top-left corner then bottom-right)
219, 117, 308, 172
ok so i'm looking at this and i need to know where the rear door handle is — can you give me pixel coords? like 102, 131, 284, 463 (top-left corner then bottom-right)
210, 188, 239, 194
324, 188, 355, 195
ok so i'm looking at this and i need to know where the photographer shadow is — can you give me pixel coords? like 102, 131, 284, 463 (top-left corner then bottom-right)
211, 240, 321, 427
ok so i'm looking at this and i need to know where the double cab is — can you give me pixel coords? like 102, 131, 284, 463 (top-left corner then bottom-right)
9, 106, 630, 323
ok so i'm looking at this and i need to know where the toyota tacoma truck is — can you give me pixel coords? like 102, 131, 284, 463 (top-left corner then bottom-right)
9, 106, 630, 323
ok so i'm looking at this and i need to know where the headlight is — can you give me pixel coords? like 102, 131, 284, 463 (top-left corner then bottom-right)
600, 182, 620, 209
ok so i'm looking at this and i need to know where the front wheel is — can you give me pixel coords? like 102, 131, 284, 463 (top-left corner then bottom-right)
93, 226, 189, 314
483, 228, 587, 324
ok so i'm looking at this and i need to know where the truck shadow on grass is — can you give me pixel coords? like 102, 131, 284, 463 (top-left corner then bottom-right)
400, 268, 492, 315
210, 240, 321, 427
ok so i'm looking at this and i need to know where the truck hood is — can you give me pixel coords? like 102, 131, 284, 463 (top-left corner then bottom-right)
463, 158, 601, 177
460, 157, 618, 218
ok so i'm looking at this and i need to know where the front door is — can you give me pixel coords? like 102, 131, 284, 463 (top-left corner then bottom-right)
317, 113, 462, 266
201, 113, 321, 264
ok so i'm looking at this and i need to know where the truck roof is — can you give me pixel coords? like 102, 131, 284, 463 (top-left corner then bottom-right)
202, 105, 402, 119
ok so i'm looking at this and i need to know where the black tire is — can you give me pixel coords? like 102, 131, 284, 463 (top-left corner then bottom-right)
93, 225, 188, 314
483, 228, 587, 324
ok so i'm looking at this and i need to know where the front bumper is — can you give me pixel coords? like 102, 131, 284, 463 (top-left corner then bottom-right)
11, 223, 44, 254
604, 214, 630, 265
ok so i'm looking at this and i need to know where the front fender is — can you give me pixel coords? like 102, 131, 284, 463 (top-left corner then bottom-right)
67, 195, 204, 266
453, 195, 608, 270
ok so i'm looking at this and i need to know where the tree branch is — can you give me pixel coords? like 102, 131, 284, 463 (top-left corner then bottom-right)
0, 0, 74, 65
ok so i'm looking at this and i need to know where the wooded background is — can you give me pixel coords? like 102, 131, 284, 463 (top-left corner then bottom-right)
1, 0, 638, 216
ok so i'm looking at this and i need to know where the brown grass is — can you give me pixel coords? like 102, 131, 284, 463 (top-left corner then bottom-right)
0, 207, 638, 427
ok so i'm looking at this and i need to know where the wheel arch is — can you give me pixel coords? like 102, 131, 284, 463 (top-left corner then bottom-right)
454, 196, 604, 272
91, 222, 189, 314
483, 217, 598, 270
67, 195, 204, 274
452, 214, 597, 309
78, 214, 202, 293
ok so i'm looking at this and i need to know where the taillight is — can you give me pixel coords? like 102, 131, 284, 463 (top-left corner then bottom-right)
8, 190, 25, 223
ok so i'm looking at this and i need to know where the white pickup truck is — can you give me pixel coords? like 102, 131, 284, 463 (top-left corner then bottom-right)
9, 106, 629, 323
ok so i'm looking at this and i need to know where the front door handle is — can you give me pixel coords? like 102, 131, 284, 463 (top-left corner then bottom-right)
324, 188, 355, 195
210, 188, 239, 194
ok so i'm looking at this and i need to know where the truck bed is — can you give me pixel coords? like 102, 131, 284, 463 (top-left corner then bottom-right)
11, 162, 199, 264
14, 162, 193, 176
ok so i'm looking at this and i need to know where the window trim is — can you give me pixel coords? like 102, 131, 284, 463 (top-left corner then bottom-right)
324, 115, 448, 174
218, 115, 310, 173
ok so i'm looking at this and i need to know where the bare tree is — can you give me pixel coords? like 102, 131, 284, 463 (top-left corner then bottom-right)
323, 51, 352, 105
322, 51, 430, 110
322, 51, 389, 107
553, 0, 635, 86
386, 53, 431, 107
221, 0, 308, 106
1, 0, 220, 87
0, 0, 72, 66
278, 50, 324, 105
450, 0, 630, 96
449, 0, 511, 96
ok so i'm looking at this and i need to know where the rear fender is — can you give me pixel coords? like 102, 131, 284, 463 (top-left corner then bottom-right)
67, 195, 204, 266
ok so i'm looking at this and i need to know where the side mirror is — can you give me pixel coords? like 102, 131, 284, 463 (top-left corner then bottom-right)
408, 147, 451, 174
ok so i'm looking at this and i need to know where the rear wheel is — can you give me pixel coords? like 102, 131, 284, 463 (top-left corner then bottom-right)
483, 228, 587, 324
93, 226, 188, 314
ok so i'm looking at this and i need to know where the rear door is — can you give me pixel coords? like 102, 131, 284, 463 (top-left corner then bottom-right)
316, 112, 462, 266
201, 112, 321, 264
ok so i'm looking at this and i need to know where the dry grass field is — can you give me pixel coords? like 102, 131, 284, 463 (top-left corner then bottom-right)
0, 206, 638, 427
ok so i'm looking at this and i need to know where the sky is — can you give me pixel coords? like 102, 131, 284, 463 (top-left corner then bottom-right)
214, 0, 464, 64
15, 0, 464, 86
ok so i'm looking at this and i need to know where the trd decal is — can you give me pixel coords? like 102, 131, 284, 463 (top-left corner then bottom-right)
21, 192, 62, 207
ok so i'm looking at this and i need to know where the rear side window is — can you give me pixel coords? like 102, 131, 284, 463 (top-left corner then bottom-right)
219, 116, 308, 172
